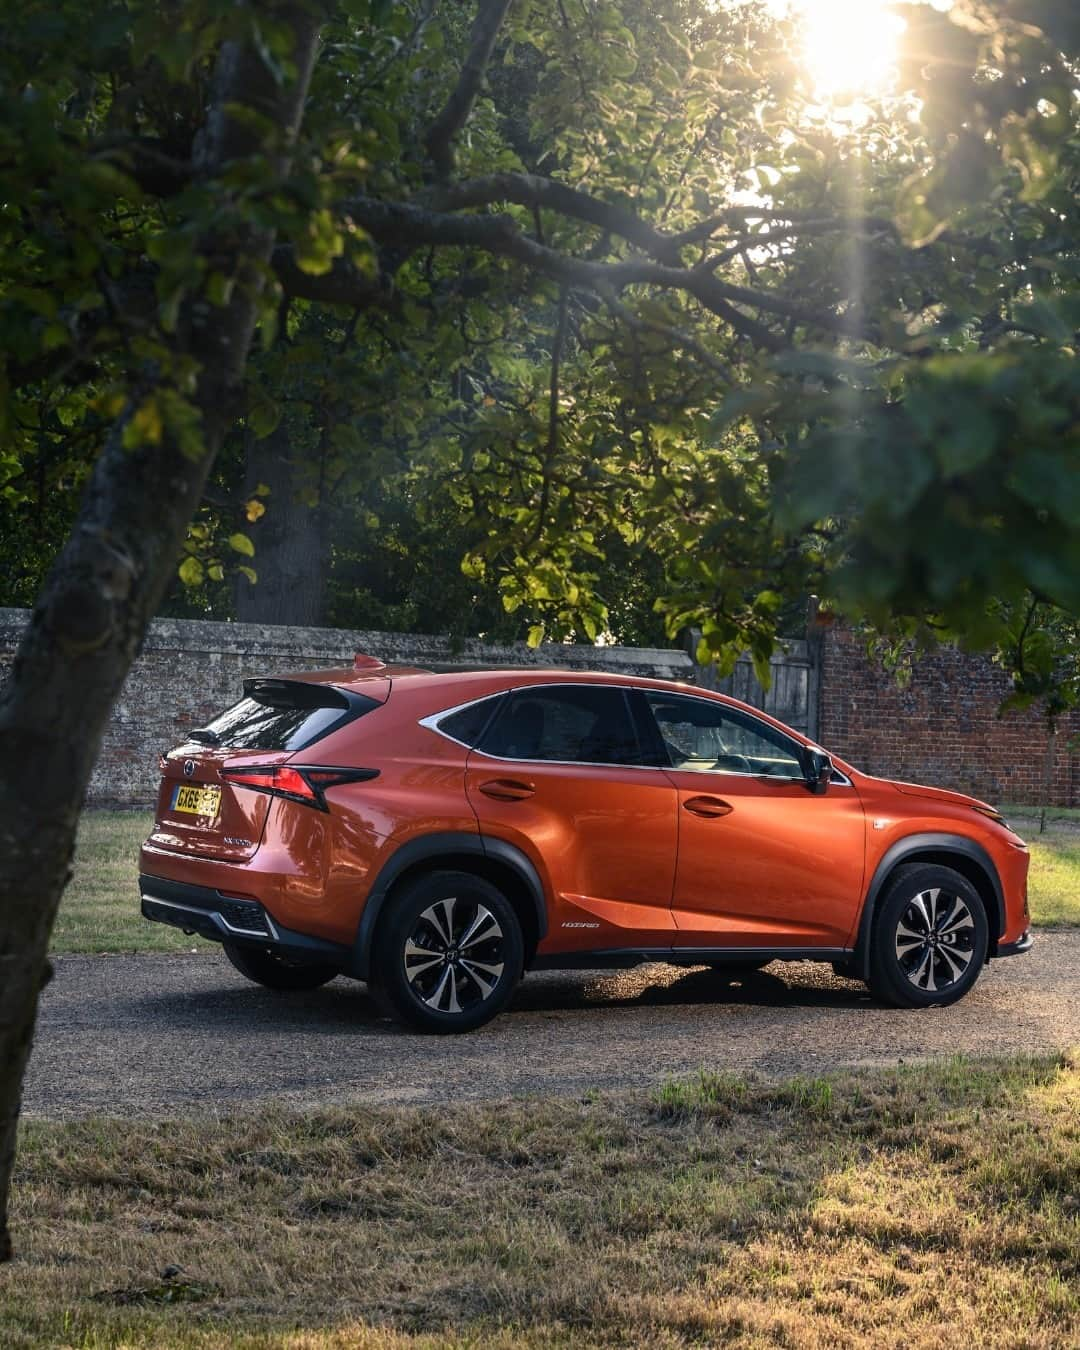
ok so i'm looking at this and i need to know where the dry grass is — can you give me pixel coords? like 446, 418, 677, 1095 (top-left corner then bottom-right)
3, 1054, 1078, 1347
54, 809, 1079, 956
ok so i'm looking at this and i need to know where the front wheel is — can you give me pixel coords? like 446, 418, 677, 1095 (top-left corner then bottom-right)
868, 864, 988, 1008
371, 870, 524, 1033
223, 942, 340, 991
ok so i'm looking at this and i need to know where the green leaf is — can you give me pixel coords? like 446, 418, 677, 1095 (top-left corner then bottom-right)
294, 209, 345, 277
228, 532, 255, 557
122, 397, 163, 449
178, 556, 203, 587
206, 272, 235, 308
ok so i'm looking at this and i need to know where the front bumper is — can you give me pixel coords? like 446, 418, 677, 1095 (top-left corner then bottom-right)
995, 929, 1033, 959
139, 874, 352, 968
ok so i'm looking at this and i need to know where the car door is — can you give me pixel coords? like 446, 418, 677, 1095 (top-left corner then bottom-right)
642, 691, 866, 951
464, 684, 679, 953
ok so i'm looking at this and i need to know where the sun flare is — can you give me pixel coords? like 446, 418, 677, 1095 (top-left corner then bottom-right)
795, 0, 907, 100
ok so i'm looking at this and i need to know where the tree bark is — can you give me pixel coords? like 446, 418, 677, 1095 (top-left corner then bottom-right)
233, 422, 331, 627
0, 7, 321, 1262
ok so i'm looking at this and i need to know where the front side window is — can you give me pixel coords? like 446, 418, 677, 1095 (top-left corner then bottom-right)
479, 686, 644, 766
645, 692, 804, 778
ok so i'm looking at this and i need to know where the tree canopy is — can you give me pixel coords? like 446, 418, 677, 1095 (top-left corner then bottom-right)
2, 0, 1076, 684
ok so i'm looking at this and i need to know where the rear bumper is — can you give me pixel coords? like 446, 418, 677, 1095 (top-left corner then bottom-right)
139, 874, 352, 969
995, 929, 1033, 959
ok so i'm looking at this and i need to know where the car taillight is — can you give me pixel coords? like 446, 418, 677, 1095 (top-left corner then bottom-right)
220, 764, 378, 811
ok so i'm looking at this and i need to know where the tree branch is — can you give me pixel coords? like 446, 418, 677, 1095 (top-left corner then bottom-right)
271, 247, 399, 311
427, 172, 683, 263
596, 294, 737, 380
90, 136, 193, 196
339, 194, 875, 346
424, 0, 514, 180
534, 288, 569, 546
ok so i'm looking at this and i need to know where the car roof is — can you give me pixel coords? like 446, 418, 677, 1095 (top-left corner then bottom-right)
288, 665, 705, 695
280, 663, 830, 754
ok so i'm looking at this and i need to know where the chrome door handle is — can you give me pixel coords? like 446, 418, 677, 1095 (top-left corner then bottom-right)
478, 778, 535, 801
683, 795, 733, 818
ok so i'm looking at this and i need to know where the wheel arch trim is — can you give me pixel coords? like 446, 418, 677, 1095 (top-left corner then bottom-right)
853, 832, 1005, 981
351, 832, 547, 980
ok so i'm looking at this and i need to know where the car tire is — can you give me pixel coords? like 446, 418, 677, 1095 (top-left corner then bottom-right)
223, 942, 340, 991
868, 863, 989, 1008
371, 869, 524, 1033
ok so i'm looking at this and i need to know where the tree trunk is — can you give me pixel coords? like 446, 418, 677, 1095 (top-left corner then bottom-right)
0, 10, 321, 1262
233, 422, 331, 627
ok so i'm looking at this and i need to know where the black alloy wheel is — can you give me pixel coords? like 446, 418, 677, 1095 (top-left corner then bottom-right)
868, 863, 989, 1008
372, 870, 524, 1033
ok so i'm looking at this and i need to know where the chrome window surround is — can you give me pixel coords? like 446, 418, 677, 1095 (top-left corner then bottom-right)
418, 683, 854, 786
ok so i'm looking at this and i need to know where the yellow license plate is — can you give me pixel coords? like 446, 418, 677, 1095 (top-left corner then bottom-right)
172, 784, 222, 817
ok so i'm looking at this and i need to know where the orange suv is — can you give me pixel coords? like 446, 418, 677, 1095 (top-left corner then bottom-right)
139, 657, 1032, 1032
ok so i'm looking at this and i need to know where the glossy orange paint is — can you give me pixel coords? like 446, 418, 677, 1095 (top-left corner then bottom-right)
665, 769, 866, 947
139, 666, 1031, 967
464, 755, 679, 950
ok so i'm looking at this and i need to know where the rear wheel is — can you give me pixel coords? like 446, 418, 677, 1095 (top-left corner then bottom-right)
223, 942, 340, 991
371, 870, 524, 1033
868, 864, 988, 1008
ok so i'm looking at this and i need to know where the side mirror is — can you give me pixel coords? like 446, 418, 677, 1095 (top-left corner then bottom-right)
803, 749, 834, 794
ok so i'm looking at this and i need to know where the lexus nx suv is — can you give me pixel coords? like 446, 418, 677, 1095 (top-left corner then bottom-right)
139, 657, 1032, 1032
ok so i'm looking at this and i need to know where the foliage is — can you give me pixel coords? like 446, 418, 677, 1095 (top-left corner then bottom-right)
0, 0, 1077, 675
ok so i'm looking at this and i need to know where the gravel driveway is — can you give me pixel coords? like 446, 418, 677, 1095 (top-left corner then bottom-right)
23, 933, 1080, 1118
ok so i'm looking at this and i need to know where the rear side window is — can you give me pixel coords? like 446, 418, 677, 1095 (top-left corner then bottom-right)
479, 686, 645, 765
435, 694, 505, 747
198, 680, 378, 752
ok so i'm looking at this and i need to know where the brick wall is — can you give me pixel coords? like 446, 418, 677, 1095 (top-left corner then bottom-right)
0, 608, 693, 808
818, 626, 1079, 807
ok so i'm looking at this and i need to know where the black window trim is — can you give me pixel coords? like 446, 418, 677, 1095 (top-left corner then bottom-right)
422, 683, 665, 770
479, 684, 651, 769
419, 681, 852, 784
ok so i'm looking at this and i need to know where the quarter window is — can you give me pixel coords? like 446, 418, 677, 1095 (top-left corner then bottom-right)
645, 692, 804, 778
479, 686, 644, 766
435, 694, 505, 747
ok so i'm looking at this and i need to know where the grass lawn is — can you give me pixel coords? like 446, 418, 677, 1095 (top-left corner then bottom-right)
54, 807, 1080, 955
1008, 811, 1080, 928
53, 811, 210, 954
2, 1053, 1078, 1347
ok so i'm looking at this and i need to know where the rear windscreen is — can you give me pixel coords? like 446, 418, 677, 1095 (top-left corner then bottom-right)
197, 681, 377, 752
